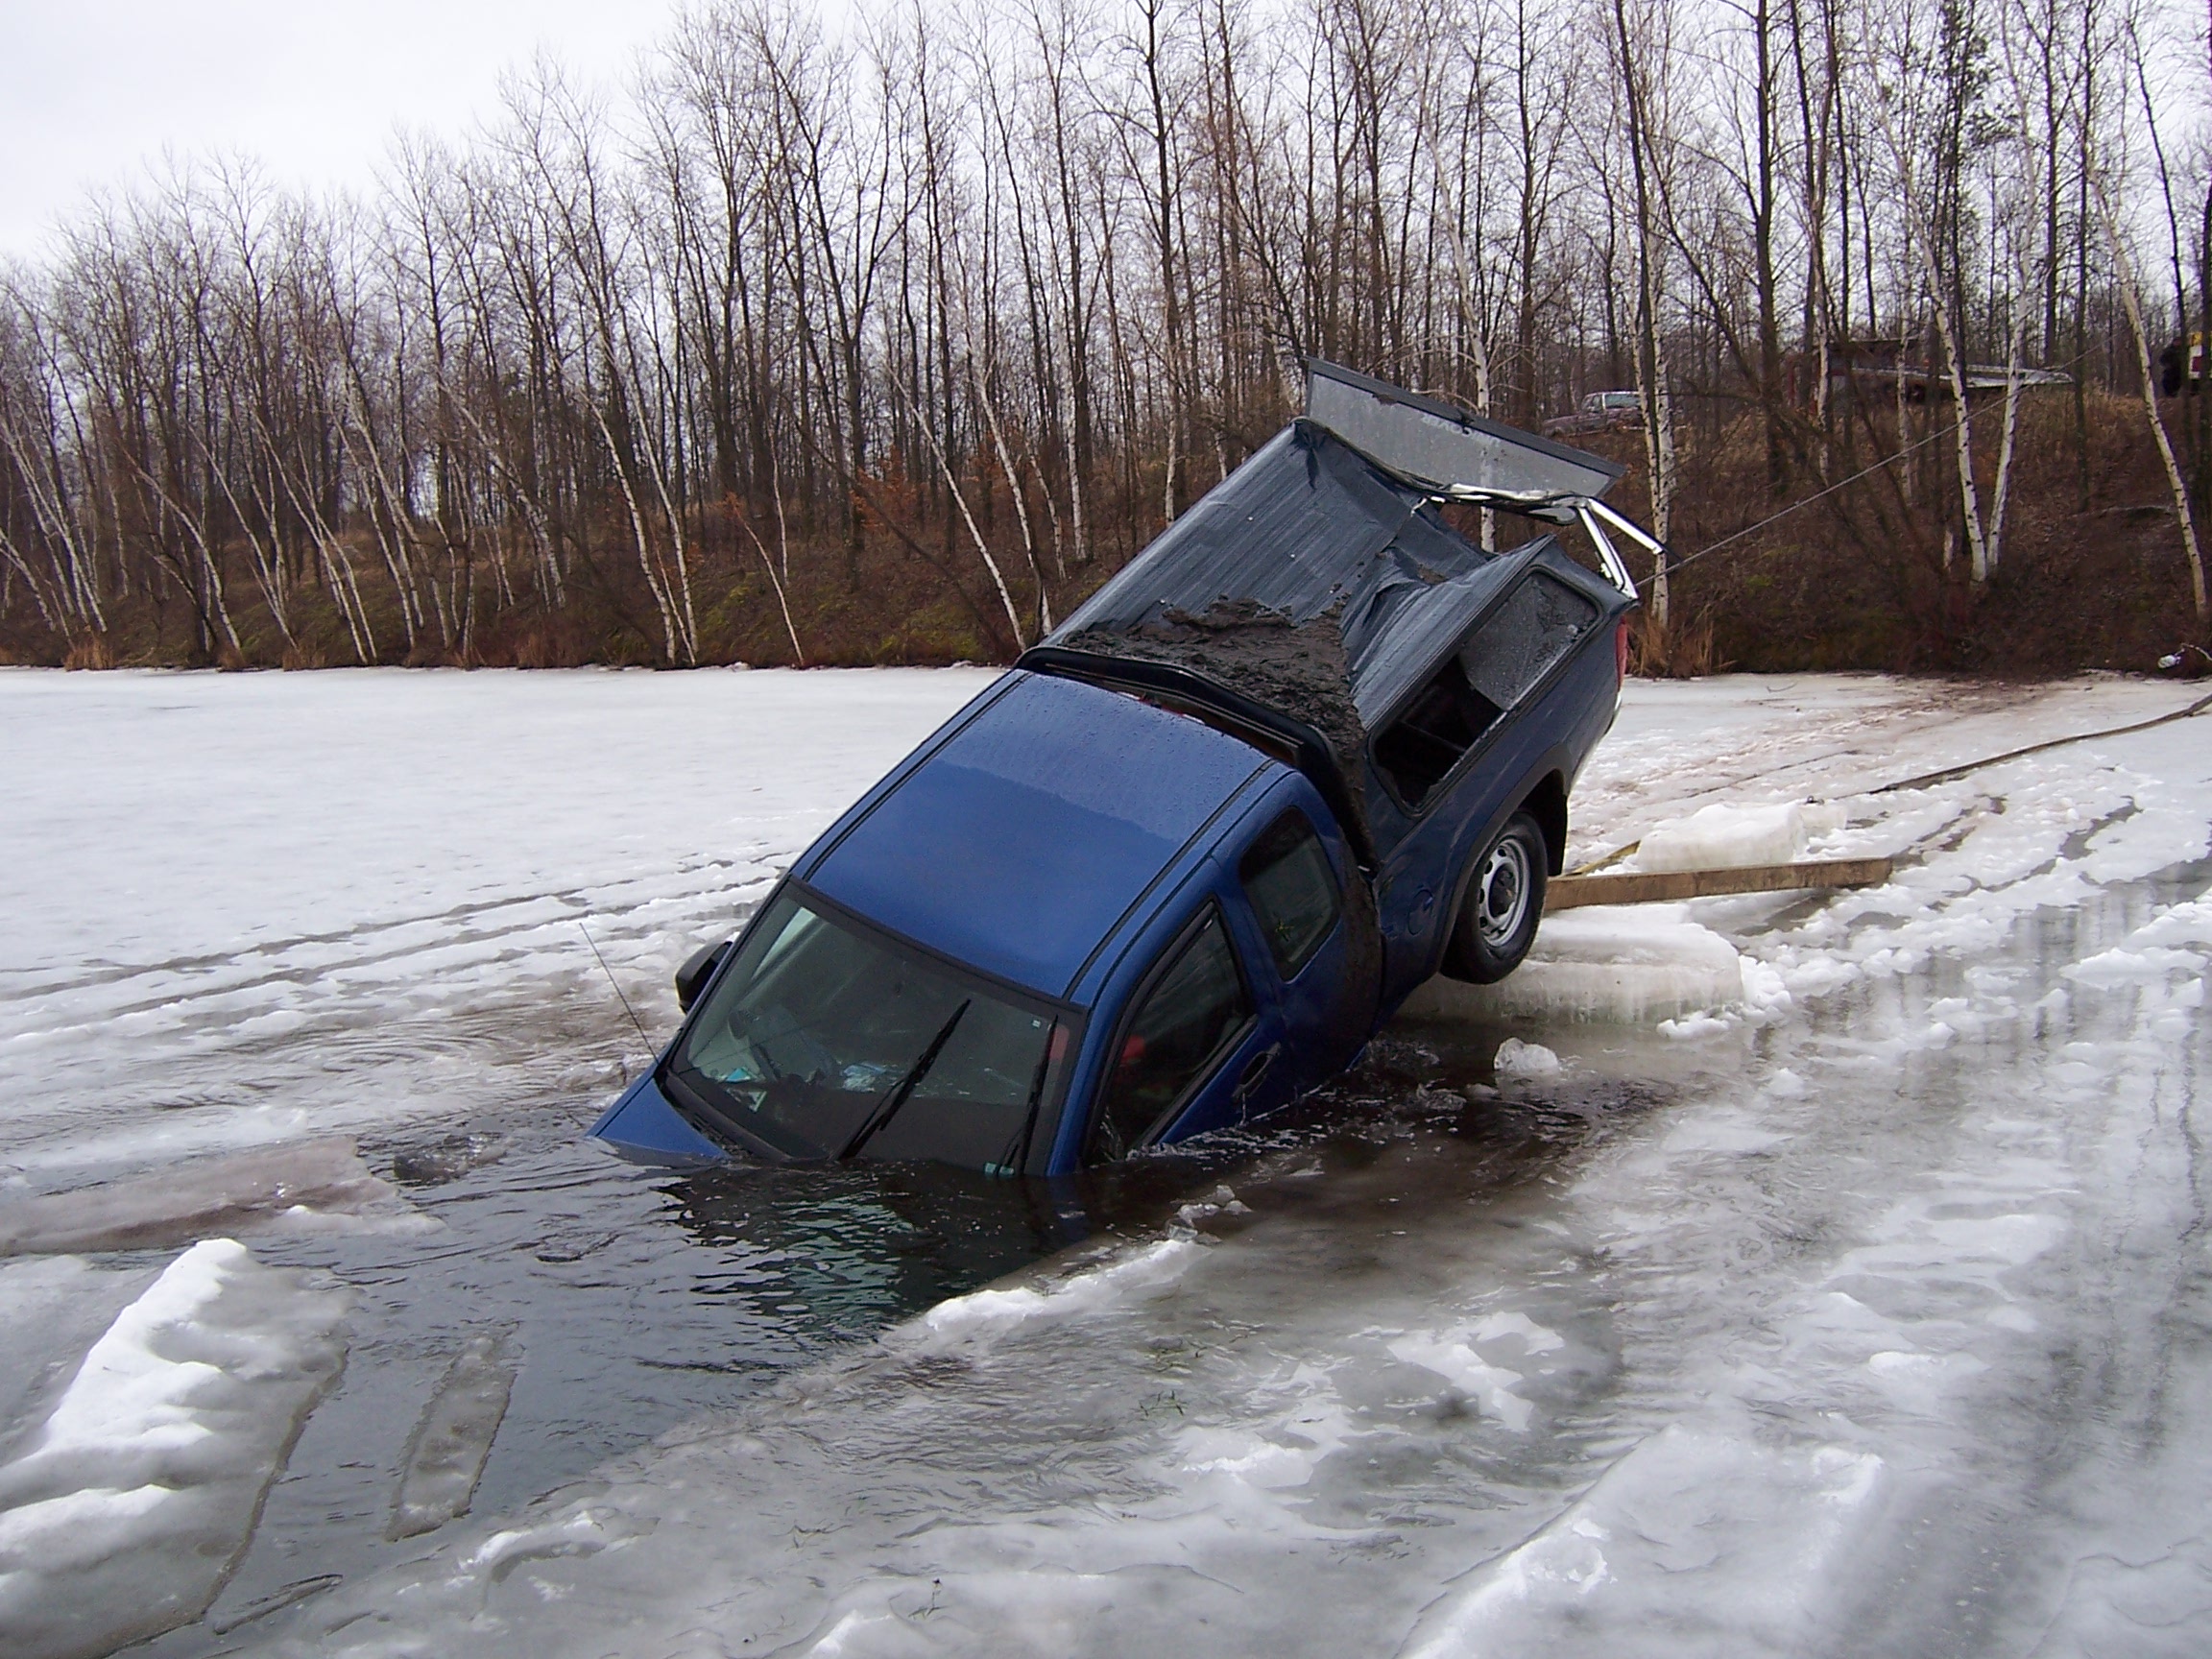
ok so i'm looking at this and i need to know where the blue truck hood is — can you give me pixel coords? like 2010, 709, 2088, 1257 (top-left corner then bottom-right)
801, 672, 1269, 999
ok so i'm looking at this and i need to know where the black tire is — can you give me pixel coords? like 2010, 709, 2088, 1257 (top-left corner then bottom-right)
1443, 811, 1548, 984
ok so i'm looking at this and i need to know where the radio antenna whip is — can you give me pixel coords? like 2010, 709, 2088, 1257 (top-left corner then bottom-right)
578, 919, 653, 1066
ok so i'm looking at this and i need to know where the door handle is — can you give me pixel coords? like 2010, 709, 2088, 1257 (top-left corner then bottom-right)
1233, 1045, 1281, 1108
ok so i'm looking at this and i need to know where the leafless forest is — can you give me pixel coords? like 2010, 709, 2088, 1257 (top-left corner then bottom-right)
2, 0, 2209, 674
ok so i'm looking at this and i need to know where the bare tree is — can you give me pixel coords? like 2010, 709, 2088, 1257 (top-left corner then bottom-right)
1, 0, 2204, 671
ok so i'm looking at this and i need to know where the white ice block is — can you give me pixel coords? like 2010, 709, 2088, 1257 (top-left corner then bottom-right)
1399, 906, 1746, 1024
1636, 803, 1809, 872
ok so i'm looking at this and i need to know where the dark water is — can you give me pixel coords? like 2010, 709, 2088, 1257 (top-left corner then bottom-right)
122, 1117, 1059, 1649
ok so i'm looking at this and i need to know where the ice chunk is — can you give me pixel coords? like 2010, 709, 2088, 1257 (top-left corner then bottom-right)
2065, 945, 2208, 986
0, 1239, 350, 1659
0, 1259, 153, 1454
1801, 801, 1849, 838
1494, 1038, 1562, 1076
388, 1132, 508, 1189
1637, 802, 1809, 872
1659, 1109, 1787, 1153
907, 1238, 1199, 1354
1387, 1310, 1565, 1431
454, 1506, 652, 1584
2127, 898, 2212, 950
388, 1332, 516, 1540
1739, 954, 1792, 1015
0, 1139, 401, 1257
1401, 906, 1745, 1024
1660, 1010, 1734, 1039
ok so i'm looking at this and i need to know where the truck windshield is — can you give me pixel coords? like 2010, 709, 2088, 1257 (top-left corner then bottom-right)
667, 888, 1067, 1168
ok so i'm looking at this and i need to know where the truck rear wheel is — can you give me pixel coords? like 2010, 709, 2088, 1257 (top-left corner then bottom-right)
1445, 811, 1548, 983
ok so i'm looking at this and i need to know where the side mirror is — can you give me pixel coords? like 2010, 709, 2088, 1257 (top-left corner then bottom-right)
674, 940, 733, 1015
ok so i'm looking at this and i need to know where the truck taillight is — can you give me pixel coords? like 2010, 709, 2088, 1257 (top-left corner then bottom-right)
1614, 617, 1631, 683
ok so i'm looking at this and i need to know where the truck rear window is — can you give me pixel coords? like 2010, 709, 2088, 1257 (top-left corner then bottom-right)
1460, 571, 1600, 711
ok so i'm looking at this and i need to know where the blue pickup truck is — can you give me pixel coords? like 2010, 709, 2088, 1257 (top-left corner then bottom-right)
591, 363, 1656, 1176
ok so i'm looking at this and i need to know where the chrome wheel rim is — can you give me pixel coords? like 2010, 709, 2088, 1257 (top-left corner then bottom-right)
1476, 835, 1532, 948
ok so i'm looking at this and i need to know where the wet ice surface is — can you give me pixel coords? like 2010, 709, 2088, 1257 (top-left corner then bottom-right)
3, 667, 2210, 1657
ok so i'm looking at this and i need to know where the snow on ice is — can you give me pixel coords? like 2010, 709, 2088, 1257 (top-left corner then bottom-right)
0, 1239, 349, 1659
2, 665, 2210, 1657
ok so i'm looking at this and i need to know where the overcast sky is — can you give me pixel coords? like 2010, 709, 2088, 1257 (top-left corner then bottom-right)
0, 0, 688, 260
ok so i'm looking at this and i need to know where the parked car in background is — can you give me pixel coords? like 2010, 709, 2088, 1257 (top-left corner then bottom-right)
1542, 390, 1645, 438
592, 362, 1659, 1176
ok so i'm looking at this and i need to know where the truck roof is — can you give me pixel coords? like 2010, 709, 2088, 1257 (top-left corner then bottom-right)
800, 671, 1273, 1001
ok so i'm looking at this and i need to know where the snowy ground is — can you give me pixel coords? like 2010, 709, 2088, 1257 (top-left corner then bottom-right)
1, 666, 2208, 1658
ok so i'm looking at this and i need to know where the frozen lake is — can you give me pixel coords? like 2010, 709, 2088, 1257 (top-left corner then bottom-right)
2, 665, 2208, 1657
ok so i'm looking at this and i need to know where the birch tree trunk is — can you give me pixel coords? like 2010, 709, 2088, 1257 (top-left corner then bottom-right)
2095, 171, 2210, 620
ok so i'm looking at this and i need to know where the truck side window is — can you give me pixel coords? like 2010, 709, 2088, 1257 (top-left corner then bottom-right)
1238, 810, 1340, 979
1374, 572, 1600, 809
1090, 907, 1253, 1162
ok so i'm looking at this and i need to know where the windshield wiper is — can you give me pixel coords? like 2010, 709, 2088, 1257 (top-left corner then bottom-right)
987, 1032, 1057, 1178
835, 1000, 970, 1162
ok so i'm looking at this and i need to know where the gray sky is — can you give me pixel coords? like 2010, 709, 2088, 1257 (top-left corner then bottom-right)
0, 0, 685, 260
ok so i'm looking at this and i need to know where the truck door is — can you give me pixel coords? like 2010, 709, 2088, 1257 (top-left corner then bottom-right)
1087, 901, 1286, 1160
1226, 805, 1366, 1107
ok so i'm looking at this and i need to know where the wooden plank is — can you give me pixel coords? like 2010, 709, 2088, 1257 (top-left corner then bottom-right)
1545, 855, 1894, 911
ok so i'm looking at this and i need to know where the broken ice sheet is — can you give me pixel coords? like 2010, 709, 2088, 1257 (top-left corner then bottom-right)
388, 1331, 517, 1540
1398, 1425, 1884, 1658
0, 1138, 421, 1257
2, 672, 2207, 1659
0, 1238, 350, 1659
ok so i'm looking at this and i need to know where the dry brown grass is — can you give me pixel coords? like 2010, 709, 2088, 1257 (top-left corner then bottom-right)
60, 635, 116, 670
1627, 610, 1722, 678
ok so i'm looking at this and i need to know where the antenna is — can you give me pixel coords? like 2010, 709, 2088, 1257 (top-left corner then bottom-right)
578, 919, 654, 1070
